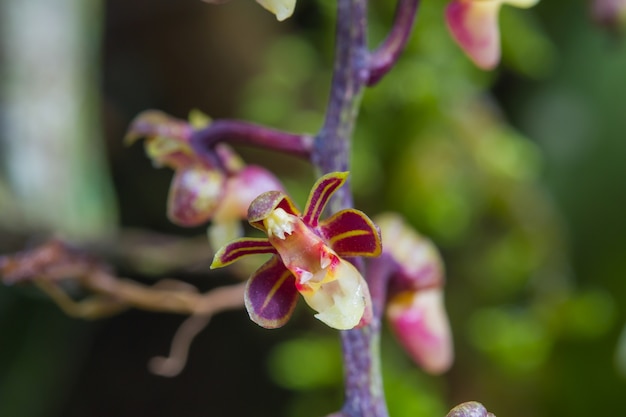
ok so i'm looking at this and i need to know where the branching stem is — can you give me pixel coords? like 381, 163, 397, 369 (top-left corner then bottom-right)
190, 119, 314, 161
367, 0, 421, 86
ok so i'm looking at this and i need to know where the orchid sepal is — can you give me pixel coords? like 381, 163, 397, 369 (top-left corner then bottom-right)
302, 171, 348, 227
255, 0, 296, 21
211, 237, 277, 269
125, 110, 192, 147
376, 213, 453, 373
387, 288, 454, 375
445, 0, 541, 70
321, 209, 382, 258
375, 213, 444, 292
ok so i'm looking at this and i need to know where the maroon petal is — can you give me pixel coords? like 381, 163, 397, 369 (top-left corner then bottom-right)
320, 209, 382, 257
125, 110, 193, 145
211, 238, 276, 268
302, 172, 348, 227
244, 256, 298, 329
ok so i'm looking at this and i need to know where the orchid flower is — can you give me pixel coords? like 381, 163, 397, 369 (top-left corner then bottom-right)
376, 213, 453, 375
202, 0, 296, 22
126, 110, 283, 247
445, 0, 540, 69
211, 172, 382, 330
592, 0, 626, 30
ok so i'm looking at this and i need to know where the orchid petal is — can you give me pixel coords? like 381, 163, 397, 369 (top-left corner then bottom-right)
301, 258, 370, 330
446, 0, 502, 69
376, 213, 444, 292
255, 0, 296, 21
245, 256, 298, 329
320, 209, 382, 258
387, 289, 454, 374
187, 108, 212, 129
167, 166, 224, 226
302, 172, 348, 227
248, 191, 299, 232
446, 0, 540, 70
125, 110, 195, 169
125, 110, 192, 146
504, 0, 540, 8
211, 237, 276, 268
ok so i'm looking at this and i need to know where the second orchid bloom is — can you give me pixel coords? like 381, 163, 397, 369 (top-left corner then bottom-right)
211, 172, 382, 330
126, 110, 284, 249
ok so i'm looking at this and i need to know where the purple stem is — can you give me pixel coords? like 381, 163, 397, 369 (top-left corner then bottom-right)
367, 0, 421, 86
189, 119, 314, 161
311, 0, 394, 416
313, 0, 369, 214
338, 255, 396, 417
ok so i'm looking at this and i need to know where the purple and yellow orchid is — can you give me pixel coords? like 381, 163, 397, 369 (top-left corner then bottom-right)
126, 110, 283, 248
211, 172, 382, 330
445, 0, 540, 69
592, 0, 626, 30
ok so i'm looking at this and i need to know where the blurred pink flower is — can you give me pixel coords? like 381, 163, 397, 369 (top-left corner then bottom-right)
126, 110, 283, 247
445, 0, 540, 69
376, 213, 453, 374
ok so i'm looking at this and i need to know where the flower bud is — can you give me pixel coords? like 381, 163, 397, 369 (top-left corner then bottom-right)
446, 401, 495, 417
168, 165, 225, 226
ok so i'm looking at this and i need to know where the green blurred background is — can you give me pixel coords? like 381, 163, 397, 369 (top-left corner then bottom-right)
1, 0, 626, 416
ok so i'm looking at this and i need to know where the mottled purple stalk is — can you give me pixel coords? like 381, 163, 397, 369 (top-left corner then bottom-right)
311, 0, 408, 415
189, 0, 419, 414
190, 119, 314, 161
367, 0, 421, 86
313, 0, 369, 214
337, 255, 397, 417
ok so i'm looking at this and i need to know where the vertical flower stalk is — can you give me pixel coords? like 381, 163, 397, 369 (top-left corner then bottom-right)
313, 0, 387, 416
